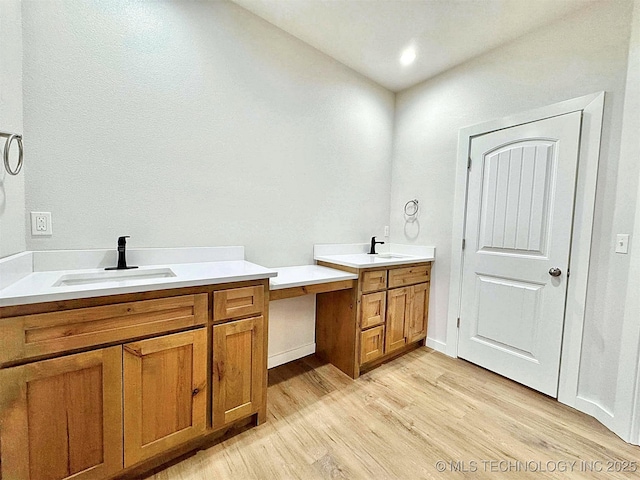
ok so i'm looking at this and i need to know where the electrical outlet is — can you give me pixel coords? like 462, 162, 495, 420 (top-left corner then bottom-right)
31, 212, 52, 236
615, 234, 629, 254
384, 225, 390, 237
36, 216, 46, 231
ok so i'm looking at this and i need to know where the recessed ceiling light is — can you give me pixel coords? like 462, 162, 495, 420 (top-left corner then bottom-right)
400, 47, 416, 66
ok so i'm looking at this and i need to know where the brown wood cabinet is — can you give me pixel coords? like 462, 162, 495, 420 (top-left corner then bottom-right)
212, 315, 265, 429
316, 261, 431, 379
388, 264, 430, 288
123, 329, 207, 466
386, 286, 410, 353
361, 269, 387, 293
360, 291, 386, 329
0, 347, 123, 480
360, 325, 385, 364
407, 282, 429, 343
0, 294, 208, 367
213, 285, 264, 321
385, 283, 430, 354
0, 280, 269, 480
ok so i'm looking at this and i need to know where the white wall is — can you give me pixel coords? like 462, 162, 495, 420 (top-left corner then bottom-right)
14, 0, 640, 432
22, 0, 394, 267
268, 295, 316, 369
615, 0, 640, 442
0, 0, 25, 258
390, 0, 636, 416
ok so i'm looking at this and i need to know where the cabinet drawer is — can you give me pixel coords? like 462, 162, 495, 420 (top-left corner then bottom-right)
360, 292, 386, 329
388, 264, 430, 288
0, 294, 208, 366
361, 270, 387, 293
213, 285, 264, 321
360, 325, 385, 365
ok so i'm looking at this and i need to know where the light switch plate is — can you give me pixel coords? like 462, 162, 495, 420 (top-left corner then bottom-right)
31, 212, 52, 236
615, 234, 629, 254
384, 225, 390, 237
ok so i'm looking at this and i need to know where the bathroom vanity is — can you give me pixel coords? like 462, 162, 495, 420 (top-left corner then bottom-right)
0, 244, 434, 479
0, 248, 275, 480
314, 244, 434, 379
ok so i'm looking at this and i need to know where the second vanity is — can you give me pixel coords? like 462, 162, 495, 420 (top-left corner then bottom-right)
0, 243, 434, 479
313, 243, 434, 379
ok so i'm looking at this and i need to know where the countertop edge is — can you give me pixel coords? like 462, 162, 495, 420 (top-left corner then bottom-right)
268, 265, 358, 290
314, 255, 435, 269
0, 268, 277, 308
270, 274, 358, 290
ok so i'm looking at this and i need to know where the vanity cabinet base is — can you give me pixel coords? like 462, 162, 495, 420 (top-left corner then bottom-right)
0, 280, 269, 480
316, 261, 431, 379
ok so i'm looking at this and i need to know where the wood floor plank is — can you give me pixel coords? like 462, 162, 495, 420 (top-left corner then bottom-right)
146, 349, 640, 479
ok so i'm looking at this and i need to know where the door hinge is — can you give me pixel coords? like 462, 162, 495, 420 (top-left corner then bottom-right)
462, 238, 466, 250
467, 156, 472, 170
457, 317, 460, 328
567, 268, 570, 278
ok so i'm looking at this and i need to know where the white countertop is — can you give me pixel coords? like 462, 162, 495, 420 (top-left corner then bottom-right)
314, 253, 434, 269
269, 265, 357, 290
0, 259, 276, 307
314, 243, 435, 269
0, 243, 435, 307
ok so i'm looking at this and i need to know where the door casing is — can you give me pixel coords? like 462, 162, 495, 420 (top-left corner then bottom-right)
447, 92, 605, 413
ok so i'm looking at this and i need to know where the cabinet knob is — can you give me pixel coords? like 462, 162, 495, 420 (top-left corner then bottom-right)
192, 388, 200, 396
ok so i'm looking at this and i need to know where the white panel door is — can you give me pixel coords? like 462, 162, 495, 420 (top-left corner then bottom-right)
458, 112, 582, 397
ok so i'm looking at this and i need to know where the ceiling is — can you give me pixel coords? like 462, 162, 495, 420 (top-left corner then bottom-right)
230, 0, 596, 92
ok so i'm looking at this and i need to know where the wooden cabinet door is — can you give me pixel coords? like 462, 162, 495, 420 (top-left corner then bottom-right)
406, 283, 429, 343
0, 347, 123, 480
360, 292, 386, 329
123, 329, 207, 467
212, 316, 265, 429
360, 326, 385, 365
385, 287, 410, 353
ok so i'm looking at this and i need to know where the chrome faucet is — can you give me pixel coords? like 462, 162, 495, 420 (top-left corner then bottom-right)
369, 236, 385, 254
105, 236, 138, 270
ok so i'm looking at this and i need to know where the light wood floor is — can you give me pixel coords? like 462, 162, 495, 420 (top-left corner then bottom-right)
147, 348, 640, 479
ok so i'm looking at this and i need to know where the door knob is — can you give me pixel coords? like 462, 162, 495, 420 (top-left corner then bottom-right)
549, 268, 562, 277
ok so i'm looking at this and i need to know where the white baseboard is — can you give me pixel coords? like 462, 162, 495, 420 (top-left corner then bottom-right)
268, 343, 316, 369
574, 396, 616, 432
426, 337, 447, 354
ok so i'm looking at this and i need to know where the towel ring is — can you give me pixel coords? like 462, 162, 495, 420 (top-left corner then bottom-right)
1, 133, 23, 176
404, 199, 419, 217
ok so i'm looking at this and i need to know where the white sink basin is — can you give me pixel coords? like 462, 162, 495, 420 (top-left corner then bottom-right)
376, 253, 410, 259
53, 267, 176, 287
